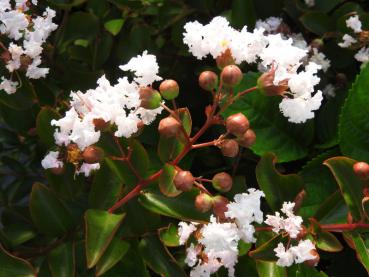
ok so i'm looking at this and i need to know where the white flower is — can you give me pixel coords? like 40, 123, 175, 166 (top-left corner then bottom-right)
354, 47, 369, 64
322, 84, 335, 98
190, 258, 221, 277
305, 0, 315, 7
310, 48, 330, 72
346, 15, 362, 33
289, 239, 316, 264
255, 17, 282, 33
0, 10, 29, 40
338, 34, 357, 48
185, 244, 200, 267
120, 50, 162, 86
26, 57, 49, 79
41, 151, 63, 169
0, 77, 18, 94
77, 163, 100, 177
178, 222, 198, 245
0, 0, 11, 12
275, 243, 294, 267
6, 43, 23, 72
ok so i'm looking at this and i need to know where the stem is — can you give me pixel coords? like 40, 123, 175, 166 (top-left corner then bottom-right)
192, 140, 218, 149
160, 103, 190, 143
321, 223, 369, 232
234, 86, 258, 100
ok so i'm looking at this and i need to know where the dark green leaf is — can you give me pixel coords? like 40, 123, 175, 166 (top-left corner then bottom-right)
159, 163, 181, 197
316, 231, 343, 252
48, 242, 75, 277
300, 12, 335, 35
36, 107, 60, 148
0, 244, 35, 277
159, 224, 180, 247
104, 19, 125, 36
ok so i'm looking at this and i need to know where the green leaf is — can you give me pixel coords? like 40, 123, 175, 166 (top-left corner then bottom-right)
249, 234, 284, 261
0, 77, 35, 111
138, 235, 185, 276
340, 63, 369, 162
223, 72, 314, 162
316, 231, 343, 252
159, 163, 181, 197
256, 261, 287, 277
89, 160, 123, 209
30, 183, 75, 236
47, 0, 87, 9
287, 264, 328, 276
47, 242, 75, 277
0, 224, 36, 247
84, 209, 125, 268
256, 152, 304, 210
104, 19, 125, 36
96, 238, 130, 276
314, 190, 348, 224
159, 224, 180, 247
0, 244, 35, 277
300, 12, 335, 35
324, 157, 365, 221
158, 108, 192, 162
139, 187, 210, 222
346, 231, 369, 273
36, 107, 60, 148
312, 0, 343, 13
231, 0, 256, 29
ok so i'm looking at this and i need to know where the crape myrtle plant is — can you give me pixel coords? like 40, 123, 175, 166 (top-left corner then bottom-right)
3, 0, 369, 277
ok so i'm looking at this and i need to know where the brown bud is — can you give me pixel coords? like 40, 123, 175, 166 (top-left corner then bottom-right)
212, 195, 229, 221
347, 212, 353, 224
0, 51, 11, 63
275, 23, 291, 35
309, 39, 324, 50
353, 162, 369, 180
139, 87, 162, 109
173, 170, 194, 191
159, 79, 179, 100
220, 65, 242, 87
50, 165, 65, 175
226, 113, 250, 135
237, 129, 256, 148
158, 116, 181, 138
20, 55, 32, 71
359, 30, 369, 44
199, 71, 218, 91
219, 139, 239, 158
82, 146, 104, 164
296, 225, 308, 240
304, 249, 320, 267
195, 193, 213, 213
93, 118, 109, 131
212, 172, 233, 192
257, 68, 288, 96
216, 48, 235, 69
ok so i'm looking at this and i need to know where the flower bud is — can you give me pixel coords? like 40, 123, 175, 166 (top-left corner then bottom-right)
309, 38, 324, 50
195, 193, 213, 213
219, 139, 239, 158
296, 225, 308, 240
212, 195, 229, 221
82, 146, 104, 164
257, 68, 288, 96
237, 129, 256, 148
353, 162, 369, 180
158, 116, 181, 138
159, 79, 179, 100
226, 113, 250, 135
216, 49, 235, 69
220, 65, 242, 87
139, 87, 162, 109
173, 170, 194, 191
20, 55, 32, 71
0, 51, 11, 63
93, 118, 109, 131
304, 249, 320, 267
347, 212, 353, 224
199, 71, 218, 91
50, 165, 65, 175
212, 172, 233, 192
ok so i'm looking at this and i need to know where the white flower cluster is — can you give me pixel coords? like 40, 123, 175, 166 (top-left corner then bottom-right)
50, 51, 163, 151
265, 202, 317, 267
305, 0, 315, 7
183, 16, 325, 124
0, 0, 58, 94
178, 189, 264, 277
338, 15, 369, 65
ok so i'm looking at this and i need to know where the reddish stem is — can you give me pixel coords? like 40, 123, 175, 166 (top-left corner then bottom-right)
321, 223, 369, 232
192, 140, 218, 149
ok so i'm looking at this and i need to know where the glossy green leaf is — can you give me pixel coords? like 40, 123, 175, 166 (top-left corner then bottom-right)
0, 224, 36, 247
0, 244, 35, 277
314, 190, 348, 224
159, 224, 180, 247
0, 77, 35, 111
96, 238, 130, 276
159, 163, 181, 197
104, 19, 125, 36
138, 235, 185, 276
30, 183, 75, 236
316, 231, 343, 252
347, 231, 369, 273
47, 0, 87, 9
48, 242, 75, 277
36, 107, 60, 148
139, 187, 210, 222
231, 0, 256, 29
256, 261, 287, 277
249, 235, 284, 261
84, 209, 125, 268
324, 157, 365, 221
256, 152, 304, 210
340, 63, 369, 162
286, 264, 328, 276
223, 72, 314, 162
300, 12, 335, 35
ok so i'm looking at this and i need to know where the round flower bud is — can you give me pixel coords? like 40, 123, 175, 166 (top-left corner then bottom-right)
237, 129, 256, 148
159, 79, 179, 100
20, 55, 32, 71
220, 65, 242, 87
195, 193, 213, 213
257, 69, 288, 96
226, 113, 250, 135
82, 146, 104, 164
199, 71, 218, 91
173, 170, 194, 191
216, 49, 235, 69
139, 87, 162, 109
353, 162, 369, 180
219, 139, 239, 158
93, 118, 109, 131
212, 172, 233, 192
212, 195, 229, 221
158, 116, 181, 138
304, 249, 320, 267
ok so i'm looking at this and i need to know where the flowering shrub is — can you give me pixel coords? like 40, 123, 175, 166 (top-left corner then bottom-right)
2, 0, 369, 276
